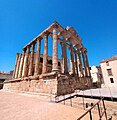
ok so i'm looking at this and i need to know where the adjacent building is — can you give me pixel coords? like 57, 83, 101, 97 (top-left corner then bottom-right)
100, 56, 117, 88
0, 72, 13, 89
90, 66, 103, 88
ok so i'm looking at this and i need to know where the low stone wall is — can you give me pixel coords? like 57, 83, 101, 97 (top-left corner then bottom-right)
0, 74, 12, 80
57, 76, 92, 96
4, 78, 57, 95
3, 74, 92, 96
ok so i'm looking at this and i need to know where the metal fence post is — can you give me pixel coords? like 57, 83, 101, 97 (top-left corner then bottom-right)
89, 111, 92, 120
102, 99, 108, 120
97, 103, 101, 120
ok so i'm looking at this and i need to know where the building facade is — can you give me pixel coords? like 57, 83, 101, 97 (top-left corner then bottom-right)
4, 21, 92, 96
100, 56, 117, 88
90, 66, 103, 88
0, 72, 12, 89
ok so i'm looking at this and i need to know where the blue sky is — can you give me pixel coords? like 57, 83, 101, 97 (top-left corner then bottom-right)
0, 0, 117, 72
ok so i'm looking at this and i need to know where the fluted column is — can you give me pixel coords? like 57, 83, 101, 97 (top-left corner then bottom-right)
18, 54, 22, 78
34, 38, 41, 75
75, 53, 79, 77
15, 54, 21, 78
18, 50, 25, 78
42, 35, 48, 74
81, 49, 88, 77
22, 46, 30, 77
28, 44, 35, 76
61, 41, 68, 74
84, 50, 91, 77
12, 53, 19, 79
52, 29, 58, 71
77, 49, 84, 77
70, 46, 75, 74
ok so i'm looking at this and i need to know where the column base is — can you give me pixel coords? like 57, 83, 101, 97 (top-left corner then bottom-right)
52, 69, 59, 72
34, 73, 38, 76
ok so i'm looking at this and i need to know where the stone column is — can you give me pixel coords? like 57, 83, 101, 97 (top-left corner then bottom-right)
34, 38, 41, 75
52, 29, 58, 71
15, 54, 21, 78
22, 46, 30, 77
74, 53, 79, 77
77, 49, 83, 77
84, 50, 91, 76
18, 50, 26, 78
12, 53, 19, 79
81, 49, 88, 77
28, 44, 35, 76
70, 46, 75, 74
18, 54, 22, 78
42, 35, 48, 74
61, 41, 68, 74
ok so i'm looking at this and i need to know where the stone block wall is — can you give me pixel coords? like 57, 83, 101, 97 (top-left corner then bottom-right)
3, 77, 57, 95
57, 76, 92, 96
3, 74, 92, 96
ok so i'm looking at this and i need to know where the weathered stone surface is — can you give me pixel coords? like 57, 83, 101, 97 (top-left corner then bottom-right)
12, 53, 19, 78
61, 41, 68, 74
42, 35, 48, 74
18, 53, 25, 78
34, 39, 41, 75
15, 53, 21, 78
22, 47, 30, 77
52, 29, 58, 71
28, 44, 35, 76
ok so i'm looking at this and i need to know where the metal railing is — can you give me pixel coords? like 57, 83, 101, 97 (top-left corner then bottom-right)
55, 94, 112, 120
77, 98, 111, 120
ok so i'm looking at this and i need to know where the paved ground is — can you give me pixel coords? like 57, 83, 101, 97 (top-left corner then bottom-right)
0, 90, 87, 120
0, 90, 117, 120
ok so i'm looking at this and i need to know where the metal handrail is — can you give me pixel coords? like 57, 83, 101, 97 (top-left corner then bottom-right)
54, 94, 111, 120
77, 98, 108, 120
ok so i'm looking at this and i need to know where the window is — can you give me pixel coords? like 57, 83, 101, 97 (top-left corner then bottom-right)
110, 78, 114, 83
107, 69, 113, 76
106, 61, 109, 66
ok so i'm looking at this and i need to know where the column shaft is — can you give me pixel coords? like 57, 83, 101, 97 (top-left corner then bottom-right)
12, 53, 19, 79
19, 50, 25, 78
15, 54, 21, 78
70, 47, 75, 74
82, 50, 88, 76
75, 53, 79, 77
78, 49, 84, 77
22, 46, 30, 77
61, 41, 68, 74
85, 51, 91, 76
42, 35, 48, 74
28, 44, 35, 76
34, 39, 41, 75
52, 29, 58, 71
18, 54, 23, 78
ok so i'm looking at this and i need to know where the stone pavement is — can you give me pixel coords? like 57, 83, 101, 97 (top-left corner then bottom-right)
0, 90, 87, 120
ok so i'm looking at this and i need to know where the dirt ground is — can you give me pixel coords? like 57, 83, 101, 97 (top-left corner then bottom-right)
0, 90, 117, 120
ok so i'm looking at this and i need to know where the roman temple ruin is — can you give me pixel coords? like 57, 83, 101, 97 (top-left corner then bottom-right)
4, 21, 92, 96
